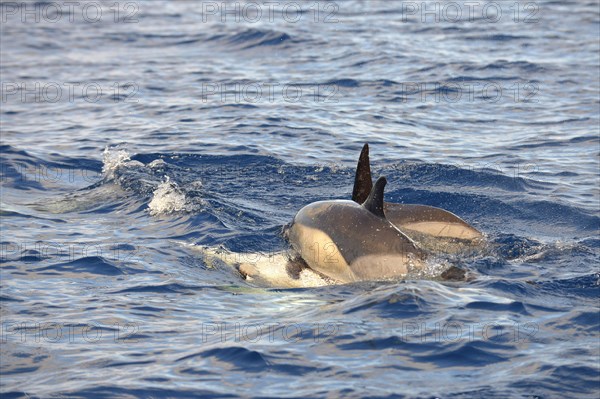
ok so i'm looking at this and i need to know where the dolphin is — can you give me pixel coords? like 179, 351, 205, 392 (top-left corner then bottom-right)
203, 145, 473, 287
352, 144, 483, 242
286, 176, 427, 283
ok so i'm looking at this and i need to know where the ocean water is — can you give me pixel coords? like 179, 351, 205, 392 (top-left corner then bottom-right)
1, 1, 599, 398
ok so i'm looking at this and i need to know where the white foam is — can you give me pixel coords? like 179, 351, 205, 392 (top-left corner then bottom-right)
189, 244, 330, 288
148, 176, 188, 216
147, 159, 167, 169
102, 146, 143, 180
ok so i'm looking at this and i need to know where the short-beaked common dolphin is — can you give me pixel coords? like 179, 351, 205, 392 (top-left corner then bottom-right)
352, 144, 483, 241
286, 176, 427, 283
195, 144, 475, 287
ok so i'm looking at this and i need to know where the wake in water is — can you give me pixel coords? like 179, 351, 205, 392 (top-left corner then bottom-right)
22, 145, 595, 290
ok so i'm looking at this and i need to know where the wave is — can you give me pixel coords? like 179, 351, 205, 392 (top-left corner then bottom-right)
208, 28, 294, 50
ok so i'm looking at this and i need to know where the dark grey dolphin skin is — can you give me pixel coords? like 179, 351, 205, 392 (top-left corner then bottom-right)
287, 177, 426, 283
352, 144, 482, 241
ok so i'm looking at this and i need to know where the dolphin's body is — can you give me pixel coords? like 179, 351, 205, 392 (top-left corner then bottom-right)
352, 144, 482, 242
226, 144, 479, 286
282, 144, 480, 284
286, 177, 426, 283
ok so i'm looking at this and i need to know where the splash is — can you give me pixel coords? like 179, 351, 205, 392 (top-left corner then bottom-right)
101, 146, 143, 180
148, 176, 188, 216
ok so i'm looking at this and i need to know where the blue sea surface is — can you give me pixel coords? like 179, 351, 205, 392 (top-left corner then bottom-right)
1, 1, 599, 398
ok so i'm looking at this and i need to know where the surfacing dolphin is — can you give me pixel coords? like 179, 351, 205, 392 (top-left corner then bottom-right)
352, 144, 483, 243
198, 144, 475, 287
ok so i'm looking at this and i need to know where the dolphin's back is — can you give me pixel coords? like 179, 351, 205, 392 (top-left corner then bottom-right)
351, 143, 482, 242
384, 203, 482, 240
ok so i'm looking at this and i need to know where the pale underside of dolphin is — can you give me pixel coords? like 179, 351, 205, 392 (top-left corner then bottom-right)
352, 143, 483, 242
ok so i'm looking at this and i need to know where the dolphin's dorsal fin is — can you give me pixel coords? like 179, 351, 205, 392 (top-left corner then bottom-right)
352, 143, 373, 204
363, 176, 386, 218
